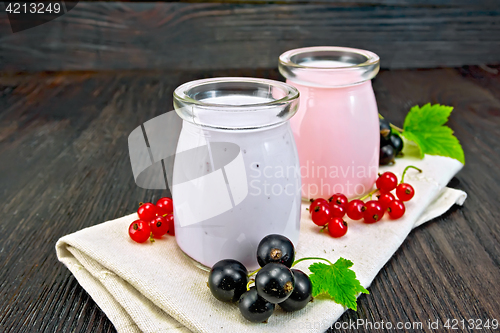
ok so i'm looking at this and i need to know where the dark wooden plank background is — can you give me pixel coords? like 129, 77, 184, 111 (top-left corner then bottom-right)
0, 65, 499, 332
1, 0, 500, 331
1, 1, 500, 72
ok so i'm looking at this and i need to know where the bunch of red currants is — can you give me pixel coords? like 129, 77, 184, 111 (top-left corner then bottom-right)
310, 166, 421, 238
128, 197, 175, 243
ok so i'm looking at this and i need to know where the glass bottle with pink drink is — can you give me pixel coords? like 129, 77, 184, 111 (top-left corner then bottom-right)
279, 46, 381, 199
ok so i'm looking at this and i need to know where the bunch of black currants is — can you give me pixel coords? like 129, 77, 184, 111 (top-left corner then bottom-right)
208, 234, 313, 323
379, 118, 404, 165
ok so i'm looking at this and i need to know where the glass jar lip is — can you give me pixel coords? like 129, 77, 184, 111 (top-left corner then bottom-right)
279, 46, 379, 70
279, 46, 380, 87
173, 77, 299, 109
173, 77, 300, 130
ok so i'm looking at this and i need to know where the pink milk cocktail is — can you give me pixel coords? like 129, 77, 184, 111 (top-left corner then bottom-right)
279, 46, 380, 199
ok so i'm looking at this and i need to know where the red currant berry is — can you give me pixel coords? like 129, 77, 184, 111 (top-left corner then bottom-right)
137, 202, 158, 222
156, 197, 173, 216
327, 218, 348, 238
150, 216, 169, 238
164, 214, 175, 236
396, 183, 415, 201
346, 200, 366, 220
376, 172, 398, 193
311, 204, 331, 226
329, 203, 346, 218
387, 200, 406, 219
363, 200, 384, 223
377, 192, 395, 211
128, 220, 151, 243
329, 193, 348, 206
309, 198, 329, 215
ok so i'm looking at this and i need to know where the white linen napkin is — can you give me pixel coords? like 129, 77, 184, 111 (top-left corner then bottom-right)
56, 155, 466, 333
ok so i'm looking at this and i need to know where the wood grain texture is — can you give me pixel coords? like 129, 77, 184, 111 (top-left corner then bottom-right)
0, 66, 499, 332
0, 2, 499, 72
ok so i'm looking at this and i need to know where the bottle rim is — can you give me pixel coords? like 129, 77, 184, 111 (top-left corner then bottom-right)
173, 77, 300, 130
174, 77, 299, 109
279, 46, 380, 87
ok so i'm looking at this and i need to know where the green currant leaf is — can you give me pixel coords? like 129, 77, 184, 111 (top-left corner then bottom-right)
402, 104, 465, 164
403, 126, 464, 163
308, 258, 369, 311
404, 103, 453, 131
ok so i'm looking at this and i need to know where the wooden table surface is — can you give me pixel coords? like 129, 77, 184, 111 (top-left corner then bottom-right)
0, 66, 499, 332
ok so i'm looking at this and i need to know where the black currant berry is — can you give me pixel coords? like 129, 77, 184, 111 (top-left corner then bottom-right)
278, 269, 313, 312
379, 118, 391, 138
255, 263, 295, 304
238, 287, 275, 323
256, 234, 295, 268
388, 134, 404, 155
380, 132, 390, 146
208, 259, 248, 302
379, 145, 395, 165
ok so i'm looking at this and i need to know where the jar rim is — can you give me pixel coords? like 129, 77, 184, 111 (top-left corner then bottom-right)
173, 77, 300, 130
279, 46, 380, 87
279, 46, 379, 70
173, 77, 299, 109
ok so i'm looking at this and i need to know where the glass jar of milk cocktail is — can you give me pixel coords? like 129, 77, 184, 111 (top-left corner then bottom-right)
172, 78, 301, 270
279, 46, 380, 200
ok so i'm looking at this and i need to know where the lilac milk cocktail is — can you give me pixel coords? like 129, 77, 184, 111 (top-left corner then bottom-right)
172, 78, 301, 270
